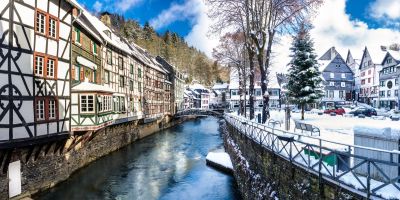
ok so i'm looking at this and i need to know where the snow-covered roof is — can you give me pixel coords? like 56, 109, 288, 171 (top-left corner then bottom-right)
72, 82, 114, 93
212, 83, 229, 90
75, 17, 102, 43
189, 83, 206, 90
66, 0, 84, 10
387, 50, 400, 61
82, 9, 131, 54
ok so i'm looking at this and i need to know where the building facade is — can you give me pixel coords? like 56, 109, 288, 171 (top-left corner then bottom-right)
0, 0, 81, 147
319, 47, 354, 107
379, 51, 400, 110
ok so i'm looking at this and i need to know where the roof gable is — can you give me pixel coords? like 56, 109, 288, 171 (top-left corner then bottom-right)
323, 54, 353, 74
319, 47, 339, 60
359, 47, 373, 70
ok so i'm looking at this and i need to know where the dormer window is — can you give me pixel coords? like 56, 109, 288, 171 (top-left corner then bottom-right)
104, 30, 111, 39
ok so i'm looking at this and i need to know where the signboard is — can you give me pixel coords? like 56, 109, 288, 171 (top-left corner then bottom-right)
8, 160, 22, 198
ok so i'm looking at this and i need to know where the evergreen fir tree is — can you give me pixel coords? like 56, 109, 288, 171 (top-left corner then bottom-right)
287, 25, 323, 120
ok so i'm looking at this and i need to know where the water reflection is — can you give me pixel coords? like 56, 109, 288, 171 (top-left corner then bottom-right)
37, 117, 241, 200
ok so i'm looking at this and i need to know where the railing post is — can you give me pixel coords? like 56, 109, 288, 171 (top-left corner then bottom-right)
367, 160, 371, 199
318, 139, 323, 196
289, 141, 292, 162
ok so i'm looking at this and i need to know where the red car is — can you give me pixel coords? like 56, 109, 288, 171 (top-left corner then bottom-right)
324, 107, 346, 115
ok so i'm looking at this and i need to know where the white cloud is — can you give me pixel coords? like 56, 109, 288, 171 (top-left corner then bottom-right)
93, 1, 103, 13
149, 0, 219, 57
90, 0, 142, 13
149, 0, 200, 30
369, 0, 400, 20
272, 0, 400, 75
114, 0, 142, 13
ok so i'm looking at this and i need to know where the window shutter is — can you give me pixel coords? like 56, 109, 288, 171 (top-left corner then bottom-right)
80, 68, 84, 81
71, 66, 75, 80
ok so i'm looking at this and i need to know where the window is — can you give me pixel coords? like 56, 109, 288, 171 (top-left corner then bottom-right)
130, 80, 134, 91
47, 58, 55, 78
130, 64, 134, 74
380, 91, 385, 97
114, 96, 126, 112
339, 91, 344, 98
49, 99, 56, 119
98, 95, 112, 113
119, 75, 124, 87
107, 50, 112, 65
118, 56, 123, 70
368, 61, 372, 66
368, 70, 371, 75
341, 73, 346, 78
138, 68, 142, 78
80, 94, 94, 113
74, 27, 81, 44
34, 53, 57, 79
341, 82, 345, 87
35, 55, 44, 76
36, 99, 45, 120
395, 90, 398, 97
329, 90, 334, 98
361, 79, 365, 85
138, 82, 142, 92
48, 17, 57, 38
104, 70, 110, 84
330, 73, 334, 78
72, 65, 79, 81
329, 82, 334, 86
92, 41, 97, 55
361, 72, 365, 77
35, 98, 58, 121
380, 81, 385, 87
396, 79, 399, 86
35, 11, 46, 34
387, 58, 392, 64
387, 90, 391, 97
368, 78, 371, 83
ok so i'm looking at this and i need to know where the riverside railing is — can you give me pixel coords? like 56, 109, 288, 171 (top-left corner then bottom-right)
224, 114, 400, 200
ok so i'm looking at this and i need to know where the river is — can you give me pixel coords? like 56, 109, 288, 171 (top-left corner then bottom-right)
37, 117, 241, 200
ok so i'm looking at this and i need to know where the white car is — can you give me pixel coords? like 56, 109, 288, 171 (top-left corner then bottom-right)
386, 109, 400, 119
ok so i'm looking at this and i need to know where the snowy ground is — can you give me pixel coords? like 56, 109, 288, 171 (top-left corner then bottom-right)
225, 113, 400, 199
245, 110, 400, 146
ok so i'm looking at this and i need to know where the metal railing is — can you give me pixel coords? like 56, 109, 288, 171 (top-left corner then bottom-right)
224, 114, 400, 200
175, 108, 224, 117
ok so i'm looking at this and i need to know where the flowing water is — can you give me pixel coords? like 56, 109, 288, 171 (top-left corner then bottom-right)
37, 117, 241, 200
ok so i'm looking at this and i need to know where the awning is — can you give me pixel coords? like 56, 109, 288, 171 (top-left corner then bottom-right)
77, 56, 97, 70
72, 82, 114, 93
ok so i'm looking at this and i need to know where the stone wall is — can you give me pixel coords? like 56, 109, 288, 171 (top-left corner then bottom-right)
0, 116, 190, 200
222, 121, 360, 200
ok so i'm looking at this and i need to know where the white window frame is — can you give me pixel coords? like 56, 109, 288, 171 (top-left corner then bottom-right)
329, 82, 334, 86
341, 82, 346, 87
48, 17, 57, 38
330, 73, 334, 79
341, 73, 345, 78
80, 94, 95, 113
35, 56, 44, 76
36, 12, 46, 34
36, 100, 45, 120
47, 59, 55, 78
48, 99, 56, 119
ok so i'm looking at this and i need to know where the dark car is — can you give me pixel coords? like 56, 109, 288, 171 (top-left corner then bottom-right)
324, 107, 346, 115
349, 108, 377, 117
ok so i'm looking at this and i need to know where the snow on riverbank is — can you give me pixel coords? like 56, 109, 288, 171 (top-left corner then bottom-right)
206, 152, 233, 170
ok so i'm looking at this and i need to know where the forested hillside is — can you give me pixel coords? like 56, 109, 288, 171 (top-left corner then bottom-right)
99, 13, 229, 85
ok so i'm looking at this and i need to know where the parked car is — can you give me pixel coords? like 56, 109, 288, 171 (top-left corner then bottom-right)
324, 107, 346, 115
349, 108, 377, 117
385, 109, 400, 119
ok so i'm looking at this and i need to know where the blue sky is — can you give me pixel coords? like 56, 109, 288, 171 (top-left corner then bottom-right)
76, 0, 400, 70
76, 0, 398, 37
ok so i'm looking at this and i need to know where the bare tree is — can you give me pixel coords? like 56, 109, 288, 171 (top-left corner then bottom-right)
207, 0, 322, 123
213, 32, 249, 116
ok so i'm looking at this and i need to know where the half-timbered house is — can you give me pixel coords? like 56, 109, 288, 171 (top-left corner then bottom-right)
379, 50, 400, 110
0, 0, 80, 147
70, 9, 115, 132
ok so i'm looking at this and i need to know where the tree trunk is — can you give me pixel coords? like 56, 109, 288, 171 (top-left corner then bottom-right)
301, 104, 305, 120
248, 49, 255, 120
238, 68, 244, 116
258, 53, 269, 123
242, 66, 247, 118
